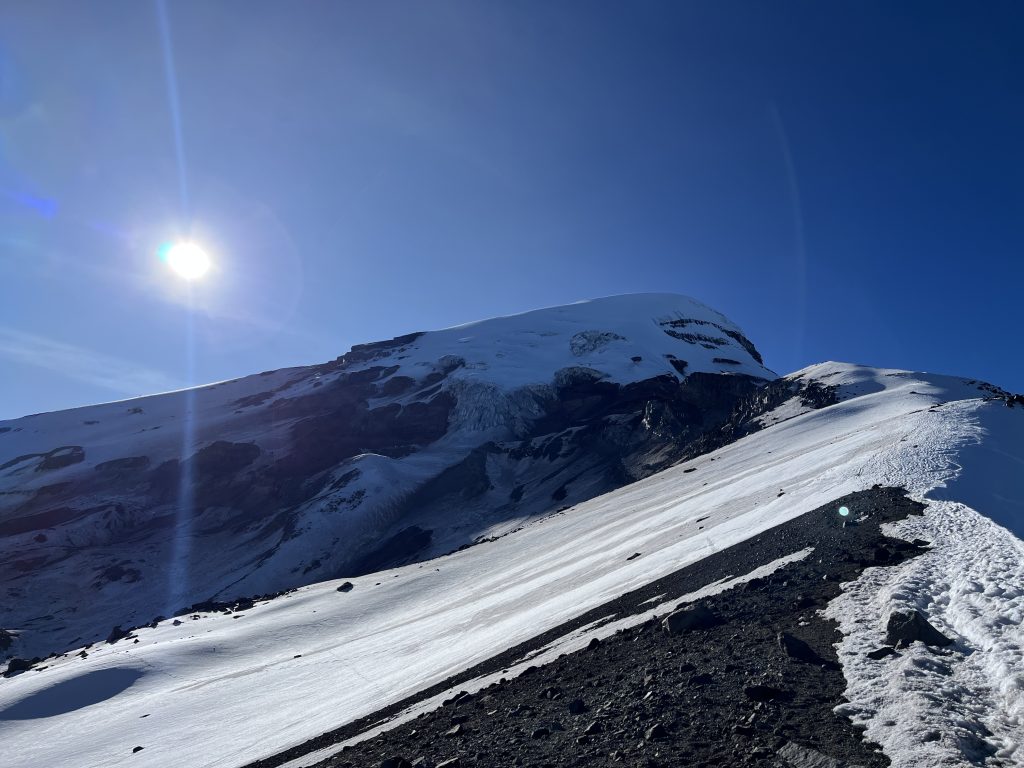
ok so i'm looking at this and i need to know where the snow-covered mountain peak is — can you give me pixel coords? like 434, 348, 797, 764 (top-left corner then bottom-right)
0, 293, 778, 661
331, 292, 774, 390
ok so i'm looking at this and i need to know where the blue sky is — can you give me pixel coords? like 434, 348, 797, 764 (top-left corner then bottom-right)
1, 1, 1021, 419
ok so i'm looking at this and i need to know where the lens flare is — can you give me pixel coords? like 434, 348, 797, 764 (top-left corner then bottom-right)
161, 242, 210, 280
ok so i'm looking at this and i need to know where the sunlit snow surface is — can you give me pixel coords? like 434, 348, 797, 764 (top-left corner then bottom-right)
1, 363, 1022, 768
0, 293, 774, 653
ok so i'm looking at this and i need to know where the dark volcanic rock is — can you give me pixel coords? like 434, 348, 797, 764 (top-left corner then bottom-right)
106, 625, 129, 644
4, 657, 34, 674
885, 610, 953, 648
336, 582, 354, 593
38, 445, 85, 471
644, 723, 668, 740
248, 488, 924, 768
662, 603, 718, 634
778, 631, 826, 664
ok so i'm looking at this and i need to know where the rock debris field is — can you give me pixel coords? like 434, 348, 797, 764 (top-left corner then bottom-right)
252, 487, 943, 768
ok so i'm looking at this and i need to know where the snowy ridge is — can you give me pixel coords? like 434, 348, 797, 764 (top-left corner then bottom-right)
0, 361, 1021, 767
825, 393, 1024, 767
0, 293, 775, 658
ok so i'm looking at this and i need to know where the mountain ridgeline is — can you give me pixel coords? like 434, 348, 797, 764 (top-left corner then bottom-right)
0, 295, 832, 658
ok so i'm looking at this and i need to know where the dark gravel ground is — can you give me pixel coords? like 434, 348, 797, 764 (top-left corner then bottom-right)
250, 487, 928, 768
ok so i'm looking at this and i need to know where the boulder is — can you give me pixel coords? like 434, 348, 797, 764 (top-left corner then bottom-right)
106, 625, 129, 644
5, 657, 34, 674
885, 610, 952, 648
662, 603, 719, 635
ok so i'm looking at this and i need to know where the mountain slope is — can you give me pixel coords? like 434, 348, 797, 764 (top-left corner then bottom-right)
0, 294, 776, 659
1, 361, 1020, 768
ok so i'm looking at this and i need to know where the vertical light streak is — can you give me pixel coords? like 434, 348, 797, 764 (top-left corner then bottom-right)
769, 102, 808, 363
155, 0, 190, 220
156, 0, 196, 615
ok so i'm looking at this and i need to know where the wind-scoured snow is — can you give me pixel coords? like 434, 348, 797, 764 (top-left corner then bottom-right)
1, 361, 1021, 768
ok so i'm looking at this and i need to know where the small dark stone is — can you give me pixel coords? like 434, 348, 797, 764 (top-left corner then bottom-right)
778, 632, 822, 664
444, 723, 464, 737
644, 723, 667, 740
792, 595, 816, 610
380, 758, 412, 768
626, 552, 642, 561
531, 727, 550, 739
567, 698, 587, 714
132, 746, 144, 754
336, 582, 354, 593
584, 720, 604, 735
586, 637, 601, 650
885, 610, 953, 648
687, 672, 714, 687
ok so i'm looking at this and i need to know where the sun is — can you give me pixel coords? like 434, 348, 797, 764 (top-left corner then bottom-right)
162, 242, 211, 280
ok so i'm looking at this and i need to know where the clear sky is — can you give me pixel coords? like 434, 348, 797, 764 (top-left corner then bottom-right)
1, 1, 1021, 420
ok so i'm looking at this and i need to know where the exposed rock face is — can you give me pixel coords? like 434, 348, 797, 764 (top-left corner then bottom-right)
0, 294, 793, 657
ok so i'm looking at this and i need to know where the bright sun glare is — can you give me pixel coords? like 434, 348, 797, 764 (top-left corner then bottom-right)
163, 242, 211, 280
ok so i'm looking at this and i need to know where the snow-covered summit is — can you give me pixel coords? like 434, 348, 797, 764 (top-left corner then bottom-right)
333, 292, 774, 389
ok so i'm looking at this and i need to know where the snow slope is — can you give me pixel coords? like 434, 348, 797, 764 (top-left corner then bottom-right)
0, 293, 773, 658
1, 362, 1020, 768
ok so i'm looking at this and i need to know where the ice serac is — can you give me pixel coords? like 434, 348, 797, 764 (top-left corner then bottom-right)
0, 293, 777, 658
